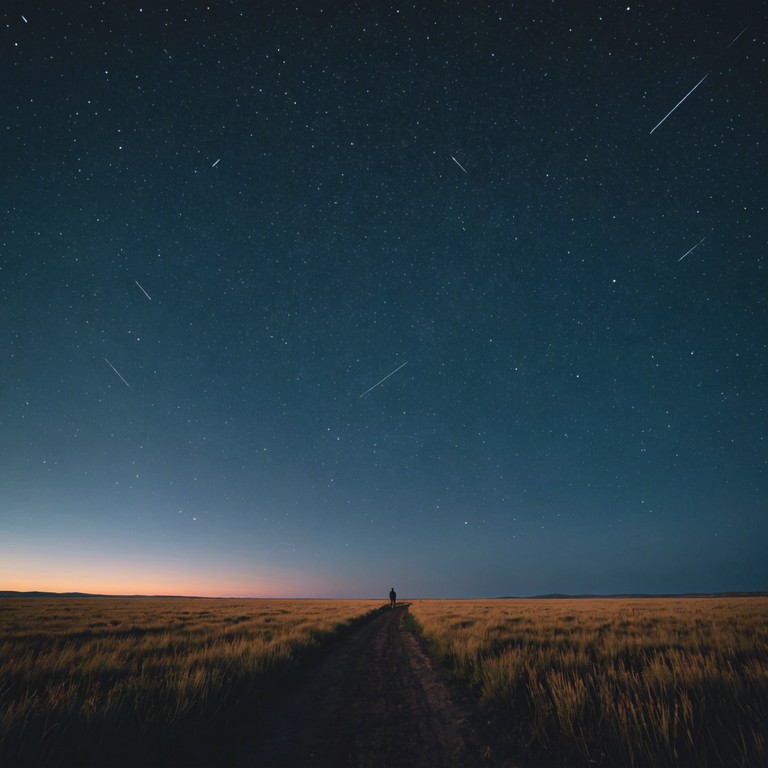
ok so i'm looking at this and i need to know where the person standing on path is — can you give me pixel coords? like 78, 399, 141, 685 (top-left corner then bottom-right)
389, 587, 397, 608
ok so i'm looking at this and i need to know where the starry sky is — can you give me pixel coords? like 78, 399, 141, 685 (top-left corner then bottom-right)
1, 1, 766, 598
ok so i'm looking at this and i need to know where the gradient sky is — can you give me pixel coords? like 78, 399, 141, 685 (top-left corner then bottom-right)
1, 1, 766, 598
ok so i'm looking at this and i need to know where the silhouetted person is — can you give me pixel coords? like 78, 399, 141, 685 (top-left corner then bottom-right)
389, 587, 396, 608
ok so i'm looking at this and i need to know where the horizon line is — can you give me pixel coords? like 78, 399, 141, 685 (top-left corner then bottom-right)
2, 589, 767, 600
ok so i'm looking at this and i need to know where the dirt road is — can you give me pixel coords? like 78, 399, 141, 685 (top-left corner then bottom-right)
249, 604, 507, 768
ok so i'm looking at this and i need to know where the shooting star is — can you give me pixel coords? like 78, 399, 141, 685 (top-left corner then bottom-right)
727, 26, 748, 49
211, 158, 221, 168
104, 358, 132, 389
678, 237, 706, 262
22, 15, 28, 23
135, 280, 152, 300
451, 155, 469, 175
649, 72, 710, 135
359, 361, 408, 398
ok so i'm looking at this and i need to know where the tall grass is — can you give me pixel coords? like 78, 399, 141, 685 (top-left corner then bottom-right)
409, 598, 768, 768
0, 598, 381, 767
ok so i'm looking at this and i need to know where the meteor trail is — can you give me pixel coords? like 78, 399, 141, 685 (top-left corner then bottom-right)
727, 26, 748, 48
678, 237, 706, 262
135, 280, 152, 300
359, 361, 408, 398
104, 358, 132, 389
451, 155, 469, 174
211, 158, 221, 167
649, 72, 709, 135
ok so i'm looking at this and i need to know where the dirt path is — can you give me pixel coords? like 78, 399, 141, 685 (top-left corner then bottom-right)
248, 604, 508, 768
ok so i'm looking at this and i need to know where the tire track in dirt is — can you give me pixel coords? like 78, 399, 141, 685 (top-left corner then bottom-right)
248, 604, 508, 768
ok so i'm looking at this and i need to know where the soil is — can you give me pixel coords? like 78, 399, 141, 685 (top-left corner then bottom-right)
246, 603, 515, 768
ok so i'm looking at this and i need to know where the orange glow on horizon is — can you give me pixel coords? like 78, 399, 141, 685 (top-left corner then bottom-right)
0, 575, 330, 598
0, 550, 334, 598
1, 575, 284, 598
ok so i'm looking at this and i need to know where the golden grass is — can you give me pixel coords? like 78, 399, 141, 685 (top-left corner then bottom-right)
0, 597, 381, 767
409, 597, 768, 768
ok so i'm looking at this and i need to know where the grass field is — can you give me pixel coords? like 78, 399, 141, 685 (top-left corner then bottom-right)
0, 597, 381, 767
4, 596, 766, 767
409, 597, 768, 768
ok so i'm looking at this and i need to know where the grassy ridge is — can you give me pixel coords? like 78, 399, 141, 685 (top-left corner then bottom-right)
409, 597, 768, 768
0, 598, 381, 767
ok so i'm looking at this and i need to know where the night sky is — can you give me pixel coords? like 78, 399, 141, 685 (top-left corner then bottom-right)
2, 1, 766, 598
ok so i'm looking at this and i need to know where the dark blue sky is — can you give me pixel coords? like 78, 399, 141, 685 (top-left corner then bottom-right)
1, 1, 766, 597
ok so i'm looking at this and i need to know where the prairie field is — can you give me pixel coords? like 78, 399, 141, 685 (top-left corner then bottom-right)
410, 597, 768, 768
0, 597, 381, 767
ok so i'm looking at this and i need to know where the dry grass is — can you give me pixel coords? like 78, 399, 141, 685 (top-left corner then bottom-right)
409, 597, 768, 768
0, 597, 381, 767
